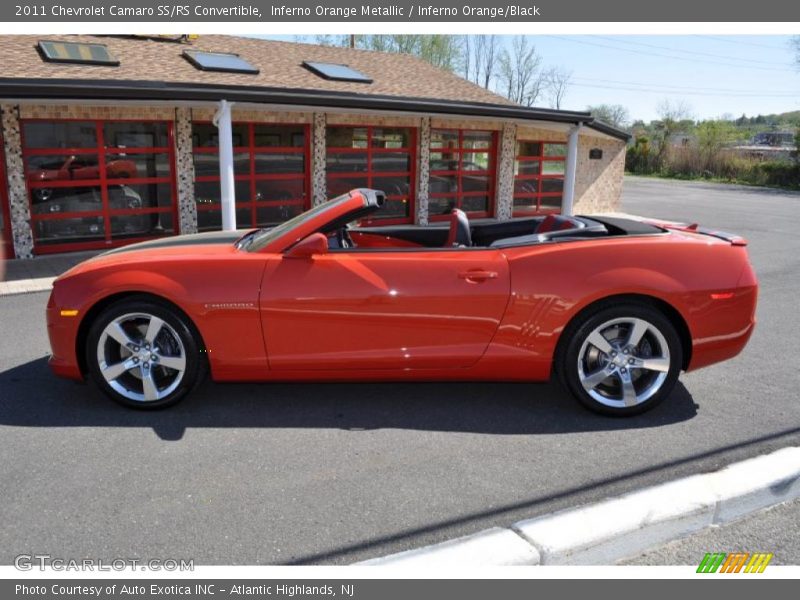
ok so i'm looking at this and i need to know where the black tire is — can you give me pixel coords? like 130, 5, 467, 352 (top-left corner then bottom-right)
86, 297, 206, 409
556, 302, 683, 417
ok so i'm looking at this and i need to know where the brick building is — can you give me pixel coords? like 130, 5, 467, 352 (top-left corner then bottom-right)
0, 35, 629, 259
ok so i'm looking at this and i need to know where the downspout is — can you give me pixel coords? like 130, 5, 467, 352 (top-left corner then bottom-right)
213, 99, 236, 231
561, 122, 583, 216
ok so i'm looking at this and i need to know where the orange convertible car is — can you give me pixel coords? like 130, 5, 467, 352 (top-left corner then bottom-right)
46, 189, 757, 415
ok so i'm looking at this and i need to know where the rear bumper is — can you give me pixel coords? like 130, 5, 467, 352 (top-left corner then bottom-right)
687, 318, 755, 372
686, 273, 757, 372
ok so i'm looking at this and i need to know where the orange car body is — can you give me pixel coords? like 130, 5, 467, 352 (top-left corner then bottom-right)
47, 190, 757, 385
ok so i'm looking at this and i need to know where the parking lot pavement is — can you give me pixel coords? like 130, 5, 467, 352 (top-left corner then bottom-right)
0, 250, 100, 296
0, 177, 798, 565
620, 498, 800, 566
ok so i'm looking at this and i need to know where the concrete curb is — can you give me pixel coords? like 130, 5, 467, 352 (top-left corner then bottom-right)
0, 277, 55, 297
358, 446, 800, 566
359, 528, 540, 566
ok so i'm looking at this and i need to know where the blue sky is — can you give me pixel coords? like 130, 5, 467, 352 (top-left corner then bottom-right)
255, 34, 799, 122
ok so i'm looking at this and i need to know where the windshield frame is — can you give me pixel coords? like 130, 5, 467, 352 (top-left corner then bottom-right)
239, 191, 375, 253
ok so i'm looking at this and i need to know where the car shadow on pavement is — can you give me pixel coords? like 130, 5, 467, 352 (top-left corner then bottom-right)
0, 357, 699, 441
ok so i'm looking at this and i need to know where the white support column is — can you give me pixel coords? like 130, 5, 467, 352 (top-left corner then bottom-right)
213, 100, 236, 231
562, 124, 582, 216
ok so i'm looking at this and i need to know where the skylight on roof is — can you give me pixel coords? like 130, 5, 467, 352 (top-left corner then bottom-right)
182, 50, 259, 74
38, 41, 119, 66
302, 61, 372, 83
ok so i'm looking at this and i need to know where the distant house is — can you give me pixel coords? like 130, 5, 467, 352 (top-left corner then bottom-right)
667, 133, 696, 148
728, 130, 796, 161
752, 131, 795, 147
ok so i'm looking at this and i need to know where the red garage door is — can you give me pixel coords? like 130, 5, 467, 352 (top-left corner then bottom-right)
21, 119, 179, 254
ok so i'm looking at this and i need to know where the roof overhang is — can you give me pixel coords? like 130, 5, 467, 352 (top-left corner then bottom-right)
0, 77, 631, 142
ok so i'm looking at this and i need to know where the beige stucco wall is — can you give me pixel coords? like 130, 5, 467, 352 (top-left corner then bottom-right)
191, 108, 313, 124
18, 104, 175, 121
430, 117, 504, 131
573, 135, 626, 215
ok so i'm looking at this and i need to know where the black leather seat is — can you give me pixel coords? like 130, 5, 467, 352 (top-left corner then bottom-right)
446, 209, 472, 247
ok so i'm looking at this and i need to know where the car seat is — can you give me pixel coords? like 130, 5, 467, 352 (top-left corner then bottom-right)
446, 209, 472, 247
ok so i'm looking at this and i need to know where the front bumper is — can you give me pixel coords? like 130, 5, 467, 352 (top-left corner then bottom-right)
46, 291, 84, 381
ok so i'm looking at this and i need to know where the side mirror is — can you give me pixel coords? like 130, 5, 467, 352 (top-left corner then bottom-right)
284, 232, 328, 259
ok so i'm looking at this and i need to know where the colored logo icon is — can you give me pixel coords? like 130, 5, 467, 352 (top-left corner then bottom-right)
697, 552, 773, 573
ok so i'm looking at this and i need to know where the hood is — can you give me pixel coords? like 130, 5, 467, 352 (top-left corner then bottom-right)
97, 229, 254, 257
57, 229, 259, 281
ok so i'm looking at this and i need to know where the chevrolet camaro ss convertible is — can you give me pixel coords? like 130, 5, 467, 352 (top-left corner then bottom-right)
46, 189, 758, 416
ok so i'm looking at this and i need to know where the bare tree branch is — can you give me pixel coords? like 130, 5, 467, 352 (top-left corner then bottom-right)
544, 67, 572, 109
498, 36, 545, 106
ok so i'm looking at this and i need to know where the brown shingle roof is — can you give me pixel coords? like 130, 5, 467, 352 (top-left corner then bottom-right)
0, 35, 516, 106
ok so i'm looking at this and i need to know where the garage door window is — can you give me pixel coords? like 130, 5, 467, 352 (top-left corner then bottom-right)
513, 141, 566, 215
428, 129, 497, 220
325, 125, 416, 225
21, 120, 177, 253
193, 122, 310, 232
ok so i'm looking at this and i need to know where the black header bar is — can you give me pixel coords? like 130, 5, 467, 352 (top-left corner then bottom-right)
5, 1, 799, 22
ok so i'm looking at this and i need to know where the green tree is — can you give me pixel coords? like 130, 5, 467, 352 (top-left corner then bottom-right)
653, 99, 694, 167
355, 35, 462, 72
586, 104, 630, 129
307, 35, 463, 73
795, 127, 800, 164
696, 120, 738, 171
312, 34, 349, 47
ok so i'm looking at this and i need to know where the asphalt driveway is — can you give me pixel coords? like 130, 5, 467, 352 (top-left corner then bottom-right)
0, 176, 798, 565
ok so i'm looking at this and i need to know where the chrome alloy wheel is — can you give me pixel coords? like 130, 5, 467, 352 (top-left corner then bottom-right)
95, 312, 187, 403
577, 317, 671, 409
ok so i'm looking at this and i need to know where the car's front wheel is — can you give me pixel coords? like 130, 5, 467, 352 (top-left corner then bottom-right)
86, 298, 205, 409
557, 303, 682, 416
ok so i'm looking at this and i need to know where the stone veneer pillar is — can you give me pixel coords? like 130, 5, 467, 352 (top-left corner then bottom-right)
174, 107, 198, 235
494, 122, 517, 222
311, 112, 327, 206
415, 117, 431, 226
1, 104, 33, 259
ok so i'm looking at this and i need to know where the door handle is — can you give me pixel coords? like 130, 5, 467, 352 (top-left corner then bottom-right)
458, 270, 499, 282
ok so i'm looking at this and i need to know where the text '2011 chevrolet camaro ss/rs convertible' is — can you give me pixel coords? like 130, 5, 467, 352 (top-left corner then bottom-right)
47, 189, 757, 416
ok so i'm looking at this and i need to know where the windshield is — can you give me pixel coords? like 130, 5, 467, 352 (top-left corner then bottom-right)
238, 193, 351, 252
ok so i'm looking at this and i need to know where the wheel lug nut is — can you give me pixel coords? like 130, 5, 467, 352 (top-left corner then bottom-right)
621, 367, 627, 373
144, 362, 149, 368
610, 351, 617, 357
133, 357, 139, 363
628, 358, 634, 364
133, 346, 139, 352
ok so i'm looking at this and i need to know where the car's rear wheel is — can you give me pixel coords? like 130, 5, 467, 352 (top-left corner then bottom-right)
86, 298, 205, 409
557, 303, 682, 416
